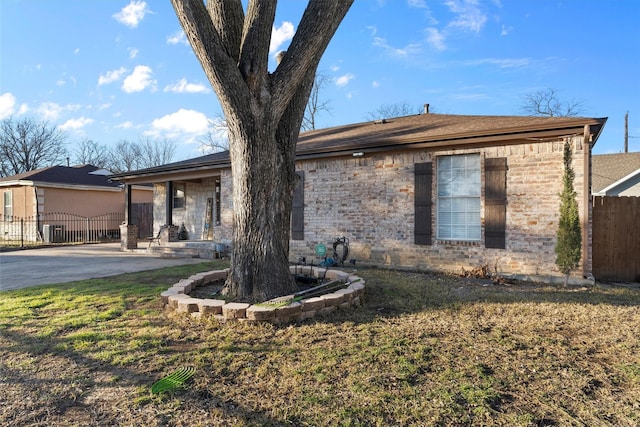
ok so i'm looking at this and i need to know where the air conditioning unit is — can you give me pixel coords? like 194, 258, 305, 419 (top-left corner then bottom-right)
43, 224, 65, 243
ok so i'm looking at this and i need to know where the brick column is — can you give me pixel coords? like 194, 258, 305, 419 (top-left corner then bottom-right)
120, 224, 139, 251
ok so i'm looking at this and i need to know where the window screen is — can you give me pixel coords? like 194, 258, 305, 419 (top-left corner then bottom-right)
437, 154, 480, 240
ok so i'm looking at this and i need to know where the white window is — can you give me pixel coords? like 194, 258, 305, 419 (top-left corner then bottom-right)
437, 154, 481, 241
173, 183, 185, 209
3, 190, 12, 219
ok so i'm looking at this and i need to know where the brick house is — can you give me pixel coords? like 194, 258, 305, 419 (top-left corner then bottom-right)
0, 164, 152, 243
111, 113, 607, 283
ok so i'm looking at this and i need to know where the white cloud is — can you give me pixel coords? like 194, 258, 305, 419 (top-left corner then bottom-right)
335, 73, 355, 88
128, 47, 139, 59
113, 1, 150, 28
445, 0, 487, 33
116, 121, 134, 129
74, 48, 80, 54
372, 81, 380, 88
408, 0, 427, 8
463, 57, 530, 68
150, 109, 209, 136
425, 28, 446, 51
164, 78, 210, 94
270, 21, 295, 54
373, 37, 422, 57
0, 92, 16, 119
59, 117, 94, 131
98, 67, 127, 86
167, 30, 188, 46
501, 24, 513, 36
122, 65, 156, 93
37, 102, 63, 121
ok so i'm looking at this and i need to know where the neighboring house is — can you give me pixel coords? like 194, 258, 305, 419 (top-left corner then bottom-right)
111, 113, 606, 283
592, 152, 640, 196
0, 164, 152, 243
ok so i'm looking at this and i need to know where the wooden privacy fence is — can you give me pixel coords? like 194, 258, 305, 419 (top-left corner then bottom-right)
0, 212, 124, 247
131, 202, 153, 238
592, 196, 640, 282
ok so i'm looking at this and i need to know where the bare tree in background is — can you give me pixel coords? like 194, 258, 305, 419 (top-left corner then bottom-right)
138, 136, 176, 168
519, 88, 586, 117
171, 0, 353, 302
366, 102, 422, 121
197, 117, 229, 154
302, 72, 332, 131
0, 116, 68, 177
109, 137, 176, 173
73, 138, 110, 169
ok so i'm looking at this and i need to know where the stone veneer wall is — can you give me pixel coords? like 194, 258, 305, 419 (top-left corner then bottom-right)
153, 171, 233, 246
289, 136, 589, 282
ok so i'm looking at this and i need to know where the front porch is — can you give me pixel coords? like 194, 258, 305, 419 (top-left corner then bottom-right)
133, 239, 227, 259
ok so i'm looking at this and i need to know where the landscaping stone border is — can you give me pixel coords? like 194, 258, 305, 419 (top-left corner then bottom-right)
161, 266, 365, 324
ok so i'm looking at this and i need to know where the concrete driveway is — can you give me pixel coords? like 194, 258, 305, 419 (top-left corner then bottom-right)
0, 243, 208, 291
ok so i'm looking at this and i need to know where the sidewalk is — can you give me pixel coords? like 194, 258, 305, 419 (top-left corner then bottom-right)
0, 243, 208, 291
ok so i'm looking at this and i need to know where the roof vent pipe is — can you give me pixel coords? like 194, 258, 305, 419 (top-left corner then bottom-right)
424, 104, 430, 114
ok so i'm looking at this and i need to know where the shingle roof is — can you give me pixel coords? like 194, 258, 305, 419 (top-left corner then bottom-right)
592, 152, 640, 193
0, 164, 121, 188
110, 113, 607, 181
295, 113, 606, 156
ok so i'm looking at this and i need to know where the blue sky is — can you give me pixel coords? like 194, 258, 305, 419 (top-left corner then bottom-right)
1, 0, 639, 162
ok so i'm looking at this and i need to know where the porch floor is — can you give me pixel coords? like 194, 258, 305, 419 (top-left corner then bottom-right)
135, 239, 226, 259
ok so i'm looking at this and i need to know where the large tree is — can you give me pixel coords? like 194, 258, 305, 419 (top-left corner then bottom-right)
171, 0, 353, 302
0, 116, 67, 177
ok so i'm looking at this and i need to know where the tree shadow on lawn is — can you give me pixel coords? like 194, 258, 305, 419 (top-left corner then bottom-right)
0, 316, 292, 426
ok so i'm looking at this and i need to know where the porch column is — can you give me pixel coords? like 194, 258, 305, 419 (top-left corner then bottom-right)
166, 181, 173, 226
120, 184, 138, 251
124, 184, 132, 225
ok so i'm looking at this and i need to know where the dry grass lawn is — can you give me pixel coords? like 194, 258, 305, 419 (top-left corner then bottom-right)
1, 261, 639, 426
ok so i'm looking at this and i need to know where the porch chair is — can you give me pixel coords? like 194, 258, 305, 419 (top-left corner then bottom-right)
147, 225, 167, 248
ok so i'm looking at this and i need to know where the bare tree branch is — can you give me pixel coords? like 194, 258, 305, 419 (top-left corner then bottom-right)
73, 138, 110, 169
519, 88, 587, 117
302, 72, 333, 131
0, 116, 68, 177
366, 102, 422, 121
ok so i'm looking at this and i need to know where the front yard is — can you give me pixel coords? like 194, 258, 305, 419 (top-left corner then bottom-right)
1, 262, 639, 426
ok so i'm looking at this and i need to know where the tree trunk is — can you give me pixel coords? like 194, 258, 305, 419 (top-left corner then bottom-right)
171, 0, 354, 302
222, 113, 299, 302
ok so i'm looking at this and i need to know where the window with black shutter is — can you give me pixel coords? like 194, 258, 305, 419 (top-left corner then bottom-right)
291, 171, 304, 240
414, 162, 433, 245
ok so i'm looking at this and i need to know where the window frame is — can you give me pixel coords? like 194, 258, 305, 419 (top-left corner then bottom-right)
3, 190, 13, 219
172, 182, 186, 210
436, 154, 481, 241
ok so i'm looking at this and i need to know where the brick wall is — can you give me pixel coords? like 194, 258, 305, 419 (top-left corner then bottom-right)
150, 137, 589, 282
290, 136, 589, 282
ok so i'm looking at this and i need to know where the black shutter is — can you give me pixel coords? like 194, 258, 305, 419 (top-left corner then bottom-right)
291, 171, 304, 240
485, 158, 507, 249
414, 162, 433, 245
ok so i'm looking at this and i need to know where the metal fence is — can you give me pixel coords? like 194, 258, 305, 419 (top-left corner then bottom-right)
0, 212, 124, 248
